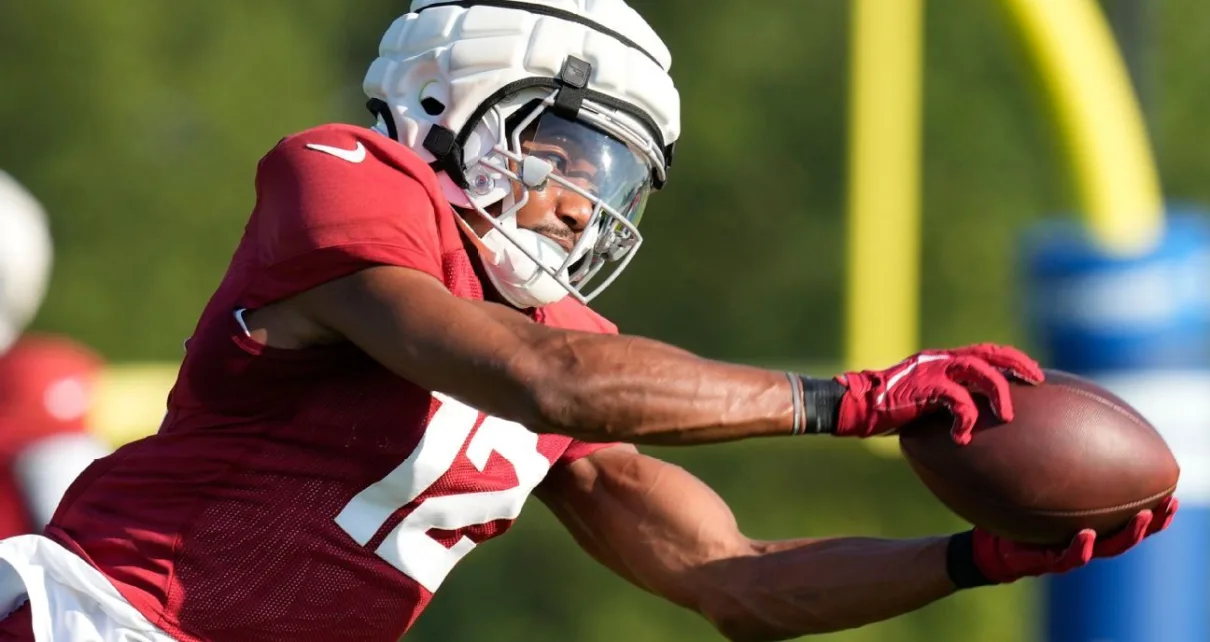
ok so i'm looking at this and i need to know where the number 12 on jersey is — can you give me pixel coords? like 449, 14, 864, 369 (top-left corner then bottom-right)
335, 393, 554, 592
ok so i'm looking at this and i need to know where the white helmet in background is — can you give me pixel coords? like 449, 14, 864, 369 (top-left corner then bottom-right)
0, 172, 53, 354
364, 0, 680, 308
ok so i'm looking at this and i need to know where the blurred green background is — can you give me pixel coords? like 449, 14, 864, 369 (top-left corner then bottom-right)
3, 1, 1208, 640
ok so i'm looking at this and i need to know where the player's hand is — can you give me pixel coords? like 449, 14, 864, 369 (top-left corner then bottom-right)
833, 343, 1044, 444
966, 496, 1178, 585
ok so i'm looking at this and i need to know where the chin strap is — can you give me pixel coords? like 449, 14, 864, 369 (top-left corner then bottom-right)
451, 209, 499, 264
366, 98, 399, 141
423, 125, 471, 189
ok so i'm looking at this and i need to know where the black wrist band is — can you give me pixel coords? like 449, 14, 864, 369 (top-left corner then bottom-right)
946, 531, 993, 589
790, 375, 845, 435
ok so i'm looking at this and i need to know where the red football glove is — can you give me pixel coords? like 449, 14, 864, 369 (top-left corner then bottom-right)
969, 497, 1178, 585
834, 344, 1045, 444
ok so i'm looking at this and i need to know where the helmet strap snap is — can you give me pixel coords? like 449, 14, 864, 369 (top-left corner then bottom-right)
422, 125, 470, 189
552, 56, 592, 119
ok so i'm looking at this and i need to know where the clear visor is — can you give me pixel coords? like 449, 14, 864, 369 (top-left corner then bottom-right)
519, 111, 655, 229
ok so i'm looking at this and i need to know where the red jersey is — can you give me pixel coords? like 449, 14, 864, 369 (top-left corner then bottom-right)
45, 124, 618, 642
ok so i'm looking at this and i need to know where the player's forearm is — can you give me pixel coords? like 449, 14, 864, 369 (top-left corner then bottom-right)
296, 268, 836, 444
695, 536, 954, 641
520, 331, 805, 444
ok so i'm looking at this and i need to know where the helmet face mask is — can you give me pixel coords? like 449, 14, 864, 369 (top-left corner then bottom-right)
365, 0, 680, 307
464, 88, 661, 304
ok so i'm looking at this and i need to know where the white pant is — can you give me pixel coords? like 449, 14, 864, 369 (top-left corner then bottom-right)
0, 535, 176, 642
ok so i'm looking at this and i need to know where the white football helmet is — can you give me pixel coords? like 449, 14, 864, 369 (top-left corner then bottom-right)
364, 0, 680, 308
0, 172, 53, 354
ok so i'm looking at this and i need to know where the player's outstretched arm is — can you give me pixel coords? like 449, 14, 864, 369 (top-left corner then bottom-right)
536, 445, 1172, 641
536, 445, 955, 641
291, 265, 800, 444
288, 265, 1039, 445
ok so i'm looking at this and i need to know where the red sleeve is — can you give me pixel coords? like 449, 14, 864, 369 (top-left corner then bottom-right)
242, 126, 447, 308
557, 440, 622, 465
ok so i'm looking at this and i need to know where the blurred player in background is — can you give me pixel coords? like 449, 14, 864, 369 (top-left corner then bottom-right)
0, 173, 111, 540
0, 336, 109, 540
0, 2, 1174, 641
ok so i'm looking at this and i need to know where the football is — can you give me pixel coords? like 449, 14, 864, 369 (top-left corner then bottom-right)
898, 369, 1179, 545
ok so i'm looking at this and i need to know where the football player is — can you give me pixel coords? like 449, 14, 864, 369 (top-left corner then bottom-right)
0, 175, 111, 549
0, 2, 1174, 641
0, 336, 109, 541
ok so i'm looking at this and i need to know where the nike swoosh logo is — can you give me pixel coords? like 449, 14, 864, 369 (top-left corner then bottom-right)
305, 141, 367, 163
876, 353, 949, 405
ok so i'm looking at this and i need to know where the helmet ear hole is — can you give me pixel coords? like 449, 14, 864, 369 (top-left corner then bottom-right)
421, 97, 446, 116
